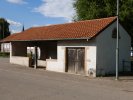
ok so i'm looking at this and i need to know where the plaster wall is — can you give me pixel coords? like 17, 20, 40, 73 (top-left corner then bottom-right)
10, 56, 29, 67
38, 60, 46, 67
46, 59, 64, 72
96, 21, 131, 76
46, 40, 97, 76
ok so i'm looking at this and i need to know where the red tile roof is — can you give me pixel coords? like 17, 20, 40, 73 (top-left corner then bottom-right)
2, 17, 116, 42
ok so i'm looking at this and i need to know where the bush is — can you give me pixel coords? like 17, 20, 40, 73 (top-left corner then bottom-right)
0, 52, 10, 57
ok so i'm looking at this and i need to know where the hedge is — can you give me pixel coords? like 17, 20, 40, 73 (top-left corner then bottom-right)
0, 52, 10, 57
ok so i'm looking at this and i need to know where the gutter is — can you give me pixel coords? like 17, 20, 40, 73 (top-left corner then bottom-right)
2, 37, 92, 43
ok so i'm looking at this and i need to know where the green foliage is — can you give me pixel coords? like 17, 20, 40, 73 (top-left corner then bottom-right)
0, 18, 11, 40
0, 52, 10, 57
74, 0, 133, 37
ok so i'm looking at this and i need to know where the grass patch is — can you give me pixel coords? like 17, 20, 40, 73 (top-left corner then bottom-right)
0, 52, 10, 57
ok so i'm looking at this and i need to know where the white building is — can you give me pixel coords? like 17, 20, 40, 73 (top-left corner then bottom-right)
1, 43, 10, 52
2, 17, 131, 77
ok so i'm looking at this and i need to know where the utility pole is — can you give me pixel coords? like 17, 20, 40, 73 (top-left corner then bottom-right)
116, 0, 119, 80
3, 21, 4, 39
2, 21, 5, 52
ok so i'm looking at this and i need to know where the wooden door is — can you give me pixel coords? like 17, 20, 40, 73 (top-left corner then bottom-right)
66, 48, 85, 75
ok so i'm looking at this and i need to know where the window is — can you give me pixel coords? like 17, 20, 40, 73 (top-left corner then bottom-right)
112, 28, 120, 39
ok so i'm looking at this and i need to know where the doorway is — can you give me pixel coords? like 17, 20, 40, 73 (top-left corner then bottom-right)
27, 46, 40, 68
66, 47, 85, 75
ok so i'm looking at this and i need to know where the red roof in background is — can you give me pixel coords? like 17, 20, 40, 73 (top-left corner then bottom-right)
2, 17, 116, 42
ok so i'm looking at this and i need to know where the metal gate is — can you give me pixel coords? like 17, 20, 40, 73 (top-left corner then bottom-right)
66, 48, 85, 75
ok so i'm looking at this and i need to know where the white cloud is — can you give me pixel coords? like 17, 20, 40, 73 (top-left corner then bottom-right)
34, 0, 75, 22
32, 24, 40, 27
6, 19, 22, 33
6, 0, 26, 4
45, 24, 52, 26
10, 29, 21, 33
7, 19, 22, 27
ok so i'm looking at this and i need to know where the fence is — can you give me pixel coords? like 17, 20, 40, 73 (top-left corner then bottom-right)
122, 60, 133, 72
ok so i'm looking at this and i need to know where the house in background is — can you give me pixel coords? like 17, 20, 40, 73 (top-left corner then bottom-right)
0, 18, 11, 52
1, 17, 131, 77
1, 43, 10, 52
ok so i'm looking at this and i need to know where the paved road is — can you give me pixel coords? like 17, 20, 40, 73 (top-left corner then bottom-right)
0, 58, 133, 100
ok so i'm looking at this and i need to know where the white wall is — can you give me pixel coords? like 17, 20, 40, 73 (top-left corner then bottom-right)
46, 40, 97, 76
46, 59, 64, 72
86, 46, 97, 77
10, 56, 29, 67
96, 21, 131, 76
38, 60, 46, 67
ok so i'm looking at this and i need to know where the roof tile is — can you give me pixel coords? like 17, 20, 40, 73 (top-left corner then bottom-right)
3, 17, 116, 42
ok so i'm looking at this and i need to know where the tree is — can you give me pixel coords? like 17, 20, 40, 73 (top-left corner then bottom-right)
22, 25, 25, 32
74, 0, 133, 38
0, 18, 11, 40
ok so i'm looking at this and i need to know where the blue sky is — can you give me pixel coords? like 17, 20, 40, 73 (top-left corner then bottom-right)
0, 0, 75, 33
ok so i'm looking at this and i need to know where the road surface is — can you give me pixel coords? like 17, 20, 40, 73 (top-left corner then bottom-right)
0, 58, 133, 100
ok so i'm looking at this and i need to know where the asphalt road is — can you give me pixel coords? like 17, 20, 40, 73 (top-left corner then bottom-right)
0, 58, 133, 100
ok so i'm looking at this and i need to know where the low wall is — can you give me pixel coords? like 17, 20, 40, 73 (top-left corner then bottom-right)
10, 56, 29, 67
46, 59, 65, 72
38, 60, 46, 67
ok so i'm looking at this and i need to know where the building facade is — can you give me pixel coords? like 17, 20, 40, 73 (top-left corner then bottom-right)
2, 17, 131, 77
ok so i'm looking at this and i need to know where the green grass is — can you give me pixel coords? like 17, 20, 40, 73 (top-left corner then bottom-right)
0, 52, 10, 57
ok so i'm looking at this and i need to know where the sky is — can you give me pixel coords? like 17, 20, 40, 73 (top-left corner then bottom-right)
0, 0, 75, 33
